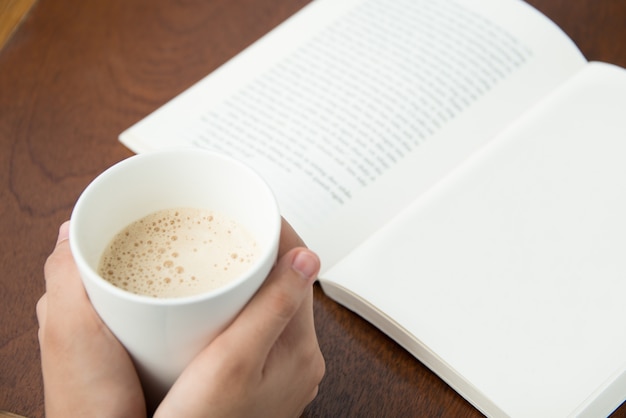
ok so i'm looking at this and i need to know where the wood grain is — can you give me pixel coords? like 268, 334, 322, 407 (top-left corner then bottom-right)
0, 411, 27, 418
0, 0, 625, 417
0, 0, 36, 50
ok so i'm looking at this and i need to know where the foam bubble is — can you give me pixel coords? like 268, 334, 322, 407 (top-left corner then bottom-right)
98, 207, 260, 298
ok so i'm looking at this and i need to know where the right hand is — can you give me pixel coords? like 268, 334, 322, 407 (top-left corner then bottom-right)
154, 219, 325, 418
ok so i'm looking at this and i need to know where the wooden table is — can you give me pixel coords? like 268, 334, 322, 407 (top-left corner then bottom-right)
1, 0, 625, 416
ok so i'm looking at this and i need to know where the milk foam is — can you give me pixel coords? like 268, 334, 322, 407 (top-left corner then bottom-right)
98, 208, 260, 298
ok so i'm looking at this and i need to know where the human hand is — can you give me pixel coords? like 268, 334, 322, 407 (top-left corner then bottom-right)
37, 221, 147, 418
37, 219, 324, 418
154, 219, 325, 417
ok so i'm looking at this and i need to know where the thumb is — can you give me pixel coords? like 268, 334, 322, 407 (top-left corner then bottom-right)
225, 247, 320, 363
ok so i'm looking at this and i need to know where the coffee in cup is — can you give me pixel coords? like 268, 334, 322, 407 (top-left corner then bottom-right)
99, 207, 260, 298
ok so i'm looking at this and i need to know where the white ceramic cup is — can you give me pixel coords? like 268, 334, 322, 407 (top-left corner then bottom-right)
69, 149, 281, 405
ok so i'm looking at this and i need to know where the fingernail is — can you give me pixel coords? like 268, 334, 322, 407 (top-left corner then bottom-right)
292, 250, 320, 281
56, 221, 70, 245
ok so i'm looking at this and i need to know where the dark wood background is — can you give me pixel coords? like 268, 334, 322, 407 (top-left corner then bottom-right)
1, 0, 625, 417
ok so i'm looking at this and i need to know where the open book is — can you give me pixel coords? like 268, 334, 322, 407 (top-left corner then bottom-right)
119, 0, 626, 416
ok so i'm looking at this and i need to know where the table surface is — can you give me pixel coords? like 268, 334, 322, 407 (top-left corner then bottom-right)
1, 0, 625, 417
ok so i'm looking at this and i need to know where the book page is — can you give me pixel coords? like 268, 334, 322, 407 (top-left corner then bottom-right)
120, 0, 586, 268
322, 62, 626, 417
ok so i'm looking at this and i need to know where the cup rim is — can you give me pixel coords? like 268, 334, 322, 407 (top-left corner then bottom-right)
69, 148, 281, 306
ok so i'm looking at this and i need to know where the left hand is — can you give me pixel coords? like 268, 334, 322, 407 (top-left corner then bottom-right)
36, 221, 146, 418
37, 219, 324, 418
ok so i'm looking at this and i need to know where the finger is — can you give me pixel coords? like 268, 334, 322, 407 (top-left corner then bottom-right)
43, 221, 70, 284
263, 288, 324, 391
278, 218, 306, 257
44, 241, 79, 293
36, 294, 47, 334
222, 247, 320, 366
38, 221, 70, 331
271, 280, 316, 353
36, 295, 46, 321
43, 223, 92, 318
56, 220, 70, 246
35, 221, 70, 328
